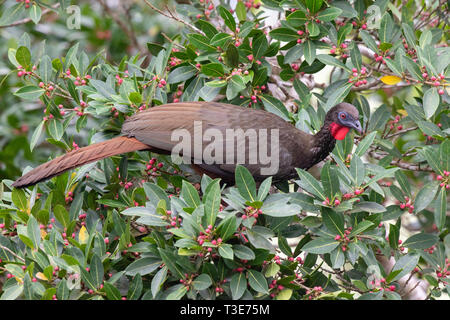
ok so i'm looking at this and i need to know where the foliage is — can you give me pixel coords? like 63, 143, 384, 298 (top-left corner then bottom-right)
0, 0, 449, 300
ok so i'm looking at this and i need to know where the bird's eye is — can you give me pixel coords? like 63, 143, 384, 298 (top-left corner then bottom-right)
340, 113, 346, 119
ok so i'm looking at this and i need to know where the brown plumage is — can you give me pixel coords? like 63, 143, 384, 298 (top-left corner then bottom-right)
12, 102, 361, 188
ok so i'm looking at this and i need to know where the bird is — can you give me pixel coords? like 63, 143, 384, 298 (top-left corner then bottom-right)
12, 101, 362, 188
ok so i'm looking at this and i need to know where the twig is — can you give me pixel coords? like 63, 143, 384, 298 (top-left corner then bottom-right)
143, 0, 204, 35
0, 244, 25, 263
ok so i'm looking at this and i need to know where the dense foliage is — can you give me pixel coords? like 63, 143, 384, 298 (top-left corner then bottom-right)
0, 0, 449, 300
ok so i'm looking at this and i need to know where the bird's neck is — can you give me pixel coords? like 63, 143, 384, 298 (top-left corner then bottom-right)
309, 121, 338, 165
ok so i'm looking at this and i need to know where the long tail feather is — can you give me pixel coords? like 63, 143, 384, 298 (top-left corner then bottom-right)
12, 136, 150, 188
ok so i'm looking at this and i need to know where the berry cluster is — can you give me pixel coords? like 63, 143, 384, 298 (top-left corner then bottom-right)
436, 171, 450, 189
388, 115, 403, 131
241, 206, 262, 220
334, 226, 353, 251
196, 225, 222, 252
305, 286, 323, 300
348, 66, 368, 87
269, 280, 285, 298
172, 87, 184, 103
16, 0, 33, 8
399, 196, 415, 214
435, 258, 450, 285
145, 157, 164, 177
369, 277, 397, 292
422, 72, 446, 95
330, 42, 349, 59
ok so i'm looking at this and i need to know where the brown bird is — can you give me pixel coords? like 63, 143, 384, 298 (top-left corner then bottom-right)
12, 101, 361, 188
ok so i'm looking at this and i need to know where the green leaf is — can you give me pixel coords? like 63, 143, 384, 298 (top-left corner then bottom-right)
350, 155, 365, 186
253, 34, 268, 60
321, 162, 340, 200
235, 1, 247, 22
260, 94, 290, 121
218, 244, 234, 260
53, 205, 70, 228
0, 3, 25, 27
284, 45, 303, 64
27, 215, 40, 250
434, 187, 447, 232
389, 224, 400, 249
350, 43, 362, 71
216, 215, 237, 241
235, 165, 257, 202
305, 0, 323, 14
317, 7, 342, 21
325, 82, 353, 111
29, 120, 45, 151
257, 177, 272, 201
181, 180, 201, 209
226, 75, 246, 100
391, 253, 420, 282
218, 6, 236, 31
166, 285, 188, 300
337, 23, 352, 45
296, 168, 326, 200
12, 188, 28, 211
317, 54, 350, 72
29, 4, 41, 24
322, 208, 345, 236
90, 253, 104, 289
47, 119, 64, 141
16, 46, 31, 69
167, 65, 197, 84
355, 131, 377, 157
269, 28, 299, 42
414, 181, 439, 213
402, 233, 439, 250
103, 282, 121, 300
14, 86, 45, 100
201, 63, 225, 77
359, 30, 378, 52
307, 22, 320, 37
151, 266, 167, 298
125, 257, 162, 276
302, 237, 340, 254
348, 221, 374, 237
303, 40, 316, 66
286, 10, 308, 27
203, 179, 221, 227
192, 274, 212, 290
423, 87, 440, 119
233, 245, 256, 260
379, 13, 393, 43
187, 33, 216, 52
247, 269, 269, 294
230, 272, 247, 300
210, 32, 232, 48
368, 104, 390, 132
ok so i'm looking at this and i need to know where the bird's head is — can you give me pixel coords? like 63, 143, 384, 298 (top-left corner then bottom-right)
326, 103, 362, 140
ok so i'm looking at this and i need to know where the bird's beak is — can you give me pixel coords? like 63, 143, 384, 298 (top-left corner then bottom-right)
350, 120, 363, 134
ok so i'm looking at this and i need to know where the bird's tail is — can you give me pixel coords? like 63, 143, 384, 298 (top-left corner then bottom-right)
12, 136, 150, 188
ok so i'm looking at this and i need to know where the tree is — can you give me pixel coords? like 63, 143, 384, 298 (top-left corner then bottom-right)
0, 0, 448, 300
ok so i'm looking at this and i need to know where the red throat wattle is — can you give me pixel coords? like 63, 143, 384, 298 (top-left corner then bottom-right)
330, 122, 350, 140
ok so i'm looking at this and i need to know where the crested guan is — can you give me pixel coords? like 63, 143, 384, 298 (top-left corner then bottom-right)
12, 101, 362, 188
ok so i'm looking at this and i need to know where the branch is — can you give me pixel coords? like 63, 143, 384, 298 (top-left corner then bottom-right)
143, 0, 204, 35
368, 150, 433, 172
